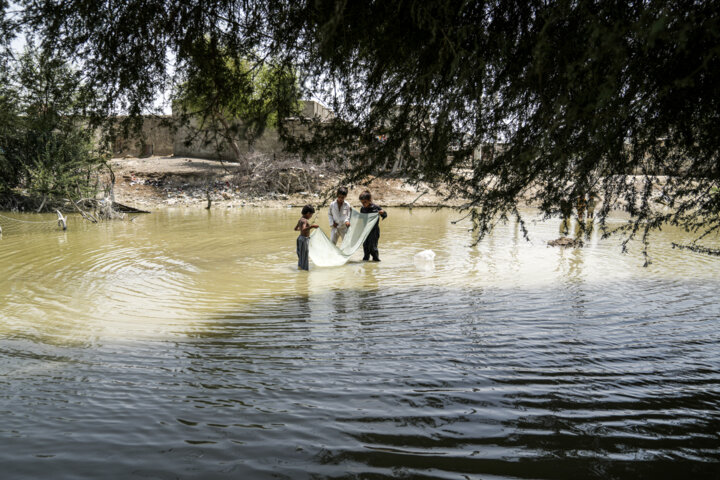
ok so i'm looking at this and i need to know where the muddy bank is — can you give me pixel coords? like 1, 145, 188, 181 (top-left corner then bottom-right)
111, 155, 463, 210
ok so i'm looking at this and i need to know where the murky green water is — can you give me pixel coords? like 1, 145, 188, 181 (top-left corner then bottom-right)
1, 208, 719, 479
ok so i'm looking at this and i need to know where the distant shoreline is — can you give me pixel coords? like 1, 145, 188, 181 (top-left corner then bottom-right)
112, 155, 463, 211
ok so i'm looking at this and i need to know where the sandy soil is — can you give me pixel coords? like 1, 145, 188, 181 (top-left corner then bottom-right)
111, 155, 463, 210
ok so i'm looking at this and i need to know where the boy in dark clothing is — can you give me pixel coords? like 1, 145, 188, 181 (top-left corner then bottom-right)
359, 190, 387, 261
294, 205, 319, 270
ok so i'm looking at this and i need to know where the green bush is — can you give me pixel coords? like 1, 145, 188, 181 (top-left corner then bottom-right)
0, 47, 105, 207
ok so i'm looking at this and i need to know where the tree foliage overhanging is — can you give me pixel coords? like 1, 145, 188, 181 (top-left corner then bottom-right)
13, 0, 720, 250
176, 36, 302, 170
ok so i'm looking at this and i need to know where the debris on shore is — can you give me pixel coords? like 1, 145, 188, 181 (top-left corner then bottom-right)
112, 155, 458, 209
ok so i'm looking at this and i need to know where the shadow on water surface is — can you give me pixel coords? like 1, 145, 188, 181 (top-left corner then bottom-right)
1, 282, 718, 479
155, 280, 720, 479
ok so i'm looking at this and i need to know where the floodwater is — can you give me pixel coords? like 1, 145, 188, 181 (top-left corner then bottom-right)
0, 208, 718, 479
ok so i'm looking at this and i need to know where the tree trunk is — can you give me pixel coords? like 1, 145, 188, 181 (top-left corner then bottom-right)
391, 155, 404, 173
37, 194, 47, 213
217, 115, 249, 172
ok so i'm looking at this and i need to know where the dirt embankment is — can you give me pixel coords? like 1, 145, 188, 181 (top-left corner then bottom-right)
111, 155, 462, 210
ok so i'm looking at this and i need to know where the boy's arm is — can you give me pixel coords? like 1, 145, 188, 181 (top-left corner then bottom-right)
301, 222, 319, 235
378, 205, 387, 219
328, 205, 336, 227
343, 204, 351, 226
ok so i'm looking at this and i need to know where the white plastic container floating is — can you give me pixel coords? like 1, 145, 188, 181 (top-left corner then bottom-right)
413, 249, 436, 271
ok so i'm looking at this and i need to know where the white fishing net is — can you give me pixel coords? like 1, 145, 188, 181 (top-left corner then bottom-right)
308, 209, 379, 267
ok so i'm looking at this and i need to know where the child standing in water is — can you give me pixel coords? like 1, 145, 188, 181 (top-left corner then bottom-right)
295, 205, 319, 271
359, 190, 387, 261
328, 186, 351, 245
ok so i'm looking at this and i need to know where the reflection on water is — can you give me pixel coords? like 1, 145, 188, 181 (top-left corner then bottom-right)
0, 208, 719, 478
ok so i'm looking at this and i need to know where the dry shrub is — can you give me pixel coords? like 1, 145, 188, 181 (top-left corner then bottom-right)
237, 154, 321, 195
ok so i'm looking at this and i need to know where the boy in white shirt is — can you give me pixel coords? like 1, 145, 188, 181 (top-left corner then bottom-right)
328, 186, 351, 245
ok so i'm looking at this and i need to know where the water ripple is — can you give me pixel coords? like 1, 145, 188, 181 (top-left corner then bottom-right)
0, 209, 719, 478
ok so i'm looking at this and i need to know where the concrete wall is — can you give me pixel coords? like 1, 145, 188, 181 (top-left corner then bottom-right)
109, 101, 331, 159
172, 117, 285, 160
171, 100, 331, 160
112, 116, 174, 157
301, 101, 333, 122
